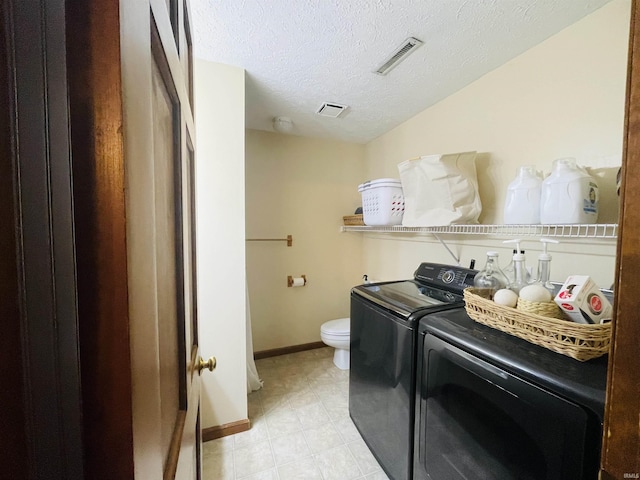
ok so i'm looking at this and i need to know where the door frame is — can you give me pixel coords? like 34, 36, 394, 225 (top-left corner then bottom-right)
1, 0, 84, 477
600, 0, 640, 477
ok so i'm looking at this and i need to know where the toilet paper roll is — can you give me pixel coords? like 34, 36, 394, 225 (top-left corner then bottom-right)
288, 275, 307, 287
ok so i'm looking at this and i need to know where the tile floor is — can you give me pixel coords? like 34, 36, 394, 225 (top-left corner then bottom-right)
202, 347, 389, 480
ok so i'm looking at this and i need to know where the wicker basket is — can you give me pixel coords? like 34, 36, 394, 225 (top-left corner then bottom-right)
516, 297, 565, 320
464, 288, 611, 361
343, 214, 365, 226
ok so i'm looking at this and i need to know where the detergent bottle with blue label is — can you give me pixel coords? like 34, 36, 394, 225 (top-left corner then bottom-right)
540, 158, 599, 224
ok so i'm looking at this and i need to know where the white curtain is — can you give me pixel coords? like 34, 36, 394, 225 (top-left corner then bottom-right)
246, 284, 263, 393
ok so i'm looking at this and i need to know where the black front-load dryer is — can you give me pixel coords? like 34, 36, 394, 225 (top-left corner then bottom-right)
349, 263, 477, 480
413, 309, 608, 479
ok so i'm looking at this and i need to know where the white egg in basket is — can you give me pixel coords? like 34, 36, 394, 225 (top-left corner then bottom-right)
518, 284, 553, 303
493, 289, 519, 308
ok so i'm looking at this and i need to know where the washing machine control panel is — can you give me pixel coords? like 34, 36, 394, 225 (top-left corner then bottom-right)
441, 270, 456, 284
414, 263, 477, 293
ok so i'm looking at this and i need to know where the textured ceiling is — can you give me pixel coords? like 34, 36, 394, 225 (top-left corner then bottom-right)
192, 0, 612, 144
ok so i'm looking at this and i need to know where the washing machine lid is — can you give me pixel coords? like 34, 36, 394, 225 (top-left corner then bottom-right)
321, 317, 350, 335
353, 281, 459, 318
352, 264, 477, 319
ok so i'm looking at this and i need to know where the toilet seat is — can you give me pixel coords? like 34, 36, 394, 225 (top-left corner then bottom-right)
321, 317, 350, 336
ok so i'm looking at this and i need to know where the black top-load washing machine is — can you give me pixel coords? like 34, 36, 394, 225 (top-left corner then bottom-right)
349, 262, 478, 480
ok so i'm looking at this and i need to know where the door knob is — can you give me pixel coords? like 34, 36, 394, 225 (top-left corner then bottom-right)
197, 356, 217, 373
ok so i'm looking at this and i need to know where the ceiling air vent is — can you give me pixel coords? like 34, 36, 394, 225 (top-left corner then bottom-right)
316, 102, 348, 118
374, 37, 423, 76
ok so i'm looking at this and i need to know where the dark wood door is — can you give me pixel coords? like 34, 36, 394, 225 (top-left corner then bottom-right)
0, 5, 27, 479
1, 0, 84, 478
66, 0, 203, 478
3, 0, 203, 477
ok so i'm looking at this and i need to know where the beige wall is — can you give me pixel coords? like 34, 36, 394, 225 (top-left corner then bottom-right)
362, 0, 630, 288
195, 59, 247, 428
245, 130, 365, 351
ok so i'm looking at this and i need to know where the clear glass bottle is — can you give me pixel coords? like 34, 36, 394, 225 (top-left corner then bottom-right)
532, 238, 559, 295
474, 251, 509, 298
502, 249, 531, 285
534, 255, 553, 293
509, 252, 529, 294
502, 239, 531, 290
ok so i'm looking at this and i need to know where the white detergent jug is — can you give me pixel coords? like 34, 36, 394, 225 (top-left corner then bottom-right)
503, 165, 542, 224
540, 158, 599, 224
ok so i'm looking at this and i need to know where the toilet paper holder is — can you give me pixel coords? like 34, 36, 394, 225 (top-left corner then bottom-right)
287, 275, 307, 287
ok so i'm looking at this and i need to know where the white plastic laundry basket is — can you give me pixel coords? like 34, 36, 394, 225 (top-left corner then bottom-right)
358, 178, 405, 226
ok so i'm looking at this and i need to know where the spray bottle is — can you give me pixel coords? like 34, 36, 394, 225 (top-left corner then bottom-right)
503, 239, 529, 294
533, 238, 559, 295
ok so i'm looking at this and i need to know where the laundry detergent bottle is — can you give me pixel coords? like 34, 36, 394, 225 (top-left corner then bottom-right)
503, 165, 542, 224
540, 158, 599, 224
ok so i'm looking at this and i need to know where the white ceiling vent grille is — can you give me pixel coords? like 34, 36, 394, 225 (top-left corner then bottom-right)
316, 102, 348, 118
374, 37, 423, 75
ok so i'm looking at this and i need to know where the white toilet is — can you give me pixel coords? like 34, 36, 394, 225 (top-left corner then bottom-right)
320, 317, 350, 370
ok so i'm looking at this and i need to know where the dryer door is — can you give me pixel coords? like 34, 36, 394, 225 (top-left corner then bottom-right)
415, 334, 591, 480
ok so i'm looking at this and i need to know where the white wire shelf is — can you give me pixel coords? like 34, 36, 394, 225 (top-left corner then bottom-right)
341, 223, 618, 239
